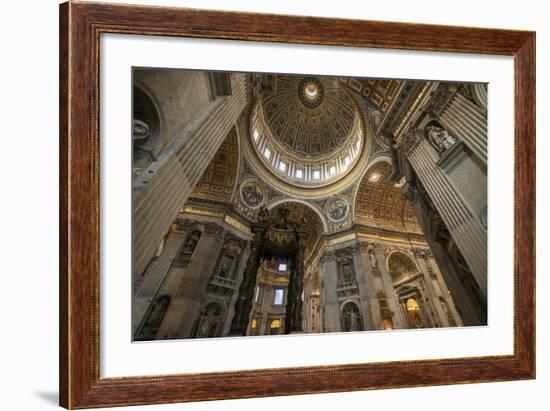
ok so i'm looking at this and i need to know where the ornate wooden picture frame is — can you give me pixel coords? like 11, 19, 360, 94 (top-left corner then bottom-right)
59, 1, 535, 408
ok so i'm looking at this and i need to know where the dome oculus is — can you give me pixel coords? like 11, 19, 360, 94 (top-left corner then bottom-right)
298, 77, 324, 108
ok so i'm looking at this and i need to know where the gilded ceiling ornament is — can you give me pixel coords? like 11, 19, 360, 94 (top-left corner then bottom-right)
326, 198, 350, 222
239, 179, 265, 209
261, 75, 357, 158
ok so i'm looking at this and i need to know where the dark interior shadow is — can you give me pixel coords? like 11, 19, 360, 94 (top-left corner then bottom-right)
34, 391, 58, 406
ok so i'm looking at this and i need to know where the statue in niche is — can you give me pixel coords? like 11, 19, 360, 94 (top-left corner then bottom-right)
340, 261, 354, 282
135, 295, 171, 341
217, 255, 233, 278
349, 310, 361, 331
426, 125, 457, 153
367, 244, 378, 269
341, 302, 363, 332
195, 303, 224, 338
181, 230, 201, 255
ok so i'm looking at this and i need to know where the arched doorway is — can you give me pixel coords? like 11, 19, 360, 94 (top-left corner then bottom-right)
387, 251, 431, 329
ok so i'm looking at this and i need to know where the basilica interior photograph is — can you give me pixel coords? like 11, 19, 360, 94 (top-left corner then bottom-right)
131, 69, 488, 341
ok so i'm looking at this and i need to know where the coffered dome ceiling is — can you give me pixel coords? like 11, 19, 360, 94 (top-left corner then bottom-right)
247, 75, 368, 195
261, 76, 357, 159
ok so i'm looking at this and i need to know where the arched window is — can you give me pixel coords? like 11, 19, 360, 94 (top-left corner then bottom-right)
135, 295, 171, 341
340, 302, 363, 332
193, 302, 225, 338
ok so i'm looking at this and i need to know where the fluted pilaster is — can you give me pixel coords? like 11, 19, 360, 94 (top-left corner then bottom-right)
439, 93, 487, 164
133, 74, 248, 278
408, 139, 487, 296
132, 233, 184, 331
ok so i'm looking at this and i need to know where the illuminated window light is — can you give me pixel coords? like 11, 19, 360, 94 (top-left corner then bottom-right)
274, 289, 284, 305
329, 165, 337, 176
278, 263, 287, 271
369, 172, 381, 182
279, 161, 287, 172
344, 155, 351, 166
313, 170, 321, 180
263, 147, 271, 159
253, 129, 260, 141
296, 169, 304, 179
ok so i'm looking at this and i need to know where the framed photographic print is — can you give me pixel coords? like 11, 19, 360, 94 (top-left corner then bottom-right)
59, 1, 535, 409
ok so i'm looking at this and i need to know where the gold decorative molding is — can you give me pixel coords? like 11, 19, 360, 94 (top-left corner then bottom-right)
181, 206, 225, 218
326, 233, 357, 246
224, 214, 252, 235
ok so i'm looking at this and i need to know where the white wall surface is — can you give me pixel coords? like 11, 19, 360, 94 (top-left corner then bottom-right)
0, 0, 547, 410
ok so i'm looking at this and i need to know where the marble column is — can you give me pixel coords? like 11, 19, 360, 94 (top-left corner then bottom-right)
373, 247, 407, 329
424, 252, 463, 327
471, 84, 488, 111
133, 74, 248, 279
407, 138, 487, 297
352, 243, 378, 330
222, 244, 251, 336
402, 181, 484, 325
170, 225, 225, 338
132, 230, 185, 333
319, 251, 340, 333
439, 92, 487, 164
412, 248, 449, 327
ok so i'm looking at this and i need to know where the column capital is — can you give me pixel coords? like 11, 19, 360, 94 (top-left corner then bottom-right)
320, 250, 336, 264
423, 83, 457, 117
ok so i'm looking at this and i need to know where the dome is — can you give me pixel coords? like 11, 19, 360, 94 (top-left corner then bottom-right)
261, 76, 357, 158
250, 75, 365, 188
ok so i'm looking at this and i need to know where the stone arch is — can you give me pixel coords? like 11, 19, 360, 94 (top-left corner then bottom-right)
386, 250, 420, 283
266, 198, 328, 233
353, 157, 421, 233
132, 83, 163, 178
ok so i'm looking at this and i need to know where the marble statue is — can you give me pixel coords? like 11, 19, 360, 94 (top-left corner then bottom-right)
182, 230, 201, 255
367, 244, 378, 269
427, 125, 457, 152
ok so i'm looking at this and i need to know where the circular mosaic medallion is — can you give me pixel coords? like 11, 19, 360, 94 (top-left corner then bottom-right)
326, 198, 349, 222
297, 77, 325, 108
240, 180, 265, 209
